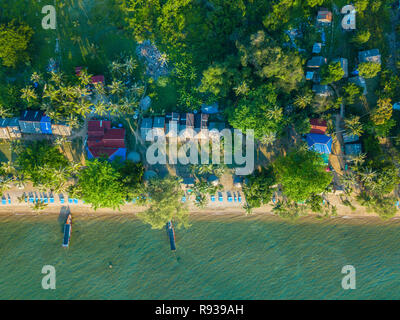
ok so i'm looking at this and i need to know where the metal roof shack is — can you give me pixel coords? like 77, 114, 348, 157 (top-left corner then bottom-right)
179, 113, 195, 141
344, 143, 362, 155
307, 56, 327, 68
317, 9, 332, 24
358, 49, 381, 64
141, 118, 153, 141
87, 120, 126, 161
6, 118, 21, 138
0, 119, 10, 139
153, 117, 165, 139
194, 113, 209, 140
312, 84, 333, 97
310, 118, 327, 134
19, 110, 45, 134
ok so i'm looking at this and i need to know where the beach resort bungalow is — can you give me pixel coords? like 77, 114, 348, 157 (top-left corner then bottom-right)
140, 117, 153, 141
208, 122, 225, 142
344, 143, 362, 155
19, 110, 47, 134
194, 113, 209, 140
358, 49, 381, 64
307, 56, 327, 68
342, 133, 359, 143
51, 122, 72, 136
317, 9, 332, 24
332, 58, 349, 78
86, 120, 126, 161
306, 133, 332, 155
179, 113, 195, 141
310, 118, 328, 135
0, 118, 21, 139
153, 117, 165, 140
165, 113, 180, 140
312, 84, 333, 97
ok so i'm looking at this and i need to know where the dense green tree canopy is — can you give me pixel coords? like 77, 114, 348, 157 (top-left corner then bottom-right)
321, 62, 345, 85
138, 176, 189, 229
273, 150, 333, 202
71, 159, 127, 210
359, 61, 381, 78
0, 21, 33, 68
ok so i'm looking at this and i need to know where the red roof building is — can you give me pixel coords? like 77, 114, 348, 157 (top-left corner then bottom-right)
87, 120, 126, 161
310, 118, 328, 135
91, 75, 105, 85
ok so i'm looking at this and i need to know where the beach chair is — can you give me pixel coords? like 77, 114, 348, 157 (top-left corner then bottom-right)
181, 196, 186, 203
233, 193, 237, 202
237, 192, 242, 203
43, 194, 48, 204
35, 195, 39, 203
29, 194, 34, 203
227, 192, 233, 202
49, 194, 54, 203
8, 195, 11, 204
211, 195, 215, 202
68, 197, 73, 204
73, 198, 78, 204
59, 194, 65, 204
218, 192, 223, 202
24, 193, 28, 203
1, 197, 6, 205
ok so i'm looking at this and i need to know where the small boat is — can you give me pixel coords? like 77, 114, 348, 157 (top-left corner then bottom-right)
166, 221, 176, 251
62, 214, 72, 248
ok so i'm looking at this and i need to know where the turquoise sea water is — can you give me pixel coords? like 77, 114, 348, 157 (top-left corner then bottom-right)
1, 214, 400, 299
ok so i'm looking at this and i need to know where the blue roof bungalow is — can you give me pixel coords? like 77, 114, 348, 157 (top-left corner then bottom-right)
19, 110, 52, 134
306, 133, 332, 164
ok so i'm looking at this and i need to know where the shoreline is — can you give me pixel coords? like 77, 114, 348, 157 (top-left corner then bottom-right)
0, 202, 399, 226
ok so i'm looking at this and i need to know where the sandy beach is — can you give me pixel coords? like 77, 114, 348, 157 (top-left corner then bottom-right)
0, 185, 398, 223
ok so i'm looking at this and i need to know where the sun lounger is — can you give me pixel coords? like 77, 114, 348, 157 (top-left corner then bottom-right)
237, 192, 242, 203
24, 194, 28, 203
234, 193, 237, 202
73, 198, 78, 204
59, 194, 64, 204
218, 192, 223, 202
181, 196, 186, 203
50, 194, 54, 203
29, 195, 34, 203
2, 197, 6, 205
211, 195, 215, 202
8, 195, 11, 204
227, 192, 232, 202
43, 194, 48, 204
68, 198, 73, 204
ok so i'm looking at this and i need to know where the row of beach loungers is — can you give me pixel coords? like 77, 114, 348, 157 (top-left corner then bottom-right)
181, 191, 242, 204
0, 192, 85, 205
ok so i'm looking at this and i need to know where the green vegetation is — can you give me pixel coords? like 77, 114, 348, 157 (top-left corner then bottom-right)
0, 21, 33, 68
358, 61, 381, 78
273, 150, 332, 203
138, 176, 189, 229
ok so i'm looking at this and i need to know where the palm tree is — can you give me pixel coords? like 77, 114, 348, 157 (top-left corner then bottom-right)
294, 92, 313, 109
1, 161, 15, 176
108, 80, 125, 96
78, 69, 93, 86
351, 153, 366, 166
109, 61, 125, 76
260, 132, 276, 147
94, 100, 108, 116
266, 106, 283, 121
50, 72, 63, 85
344, 116, 364, 136
233, 81, 250, 96
360, 167, 376, 184
21, 86, 38, 104
30, 72, 42, 83
0, 104, 11, 118
31, 201, 48, 213
124, 56, 138, 74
